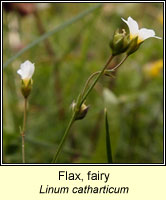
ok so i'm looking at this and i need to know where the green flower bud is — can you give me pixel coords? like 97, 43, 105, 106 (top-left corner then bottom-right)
72, 101, 89, 120
110, 29, 130, 56
21, 79, 33, 98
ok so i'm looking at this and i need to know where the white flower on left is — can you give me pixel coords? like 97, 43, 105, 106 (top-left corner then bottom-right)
17, 60, 35, 85
121, 16, 162, 43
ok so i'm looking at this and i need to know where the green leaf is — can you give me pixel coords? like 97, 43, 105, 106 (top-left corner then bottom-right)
104, 108, 113, 163
3, 3, 102, 69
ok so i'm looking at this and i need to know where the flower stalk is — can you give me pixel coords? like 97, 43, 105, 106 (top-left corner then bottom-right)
52, 112, 76, 163
21, 97, 28, 163
110, 54, 128, 71
52, 54, 114, 163
52, 53, 133, 163
80, 55, 114, 105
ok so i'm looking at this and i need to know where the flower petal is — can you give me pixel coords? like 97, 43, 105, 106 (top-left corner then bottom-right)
122, 16, 139, 37
17, 69, 23, 78
17, 60, 35, 80
138, 28, 162, 41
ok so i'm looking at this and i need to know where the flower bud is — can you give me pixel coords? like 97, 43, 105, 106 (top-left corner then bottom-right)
72, 101, 89, 120
21, 79, 33, 98
109, 29, 130, 56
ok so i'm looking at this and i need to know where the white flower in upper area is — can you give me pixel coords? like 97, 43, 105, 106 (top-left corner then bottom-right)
17, 60, 35, 84
121, 16, 162, 43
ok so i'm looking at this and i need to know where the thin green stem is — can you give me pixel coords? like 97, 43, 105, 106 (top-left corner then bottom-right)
52, 112, 76, 163
81, 71, 101, 98
81, 55, 128, 99
21, 97, 27, 163
110, 54, 128, 71
80, 55, 114, 105
52, 55, 114, 163
52, 54, 128, 163
80, 54, 126, 98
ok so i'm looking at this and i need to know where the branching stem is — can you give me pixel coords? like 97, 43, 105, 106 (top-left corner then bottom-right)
52, 54, 114, 163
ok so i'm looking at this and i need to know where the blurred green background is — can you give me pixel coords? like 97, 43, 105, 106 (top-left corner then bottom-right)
3, 3, 163, 164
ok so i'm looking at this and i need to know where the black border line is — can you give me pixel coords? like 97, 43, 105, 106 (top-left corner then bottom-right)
1, 1, 165, 166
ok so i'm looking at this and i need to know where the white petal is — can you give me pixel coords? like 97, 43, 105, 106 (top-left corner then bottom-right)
153, 36, 162, 39
122, 16, 139, 36
17, 60, 35, 80
138, 28, 162, 41
17, 69, 23, 78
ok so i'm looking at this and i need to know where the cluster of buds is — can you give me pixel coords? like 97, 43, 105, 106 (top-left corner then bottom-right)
110, 17, 161, 56
17, 60, 35, 98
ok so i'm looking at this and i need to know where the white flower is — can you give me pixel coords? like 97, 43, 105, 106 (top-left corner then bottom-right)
121, 16, 161, 43
17, 60, 35, 82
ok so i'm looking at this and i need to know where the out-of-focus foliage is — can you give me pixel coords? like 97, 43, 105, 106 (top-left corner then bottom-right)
3, 3, 163, 163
